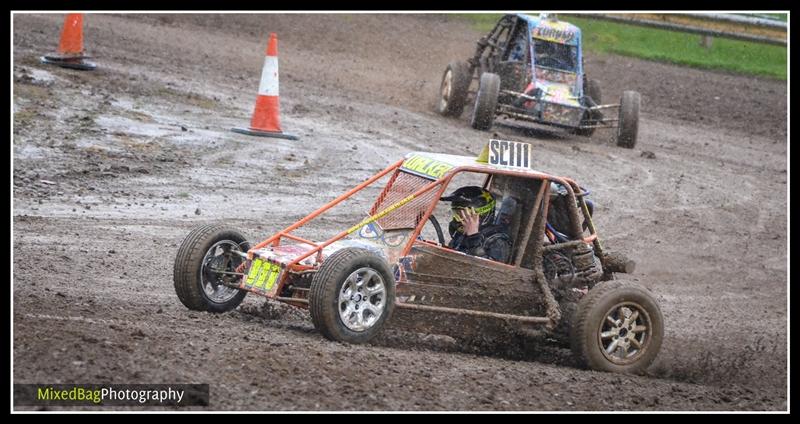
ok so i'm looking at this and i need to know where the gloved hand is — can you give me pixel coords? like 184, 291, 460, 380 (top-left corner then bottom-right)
457, 208, 481, 236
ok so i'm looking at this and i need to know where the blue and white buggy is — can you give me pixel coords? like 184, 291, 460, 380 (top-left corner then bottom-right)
437, 14, 641, 149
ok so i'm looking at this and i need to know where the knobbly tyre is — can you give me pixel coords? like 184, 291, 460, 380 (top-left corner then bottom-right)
173, 139, 663, 373
437, 13, 641, 149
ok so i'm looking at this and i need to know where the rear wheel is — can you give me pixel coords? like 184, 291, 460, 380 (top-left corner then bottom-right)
173, 224, 249, 313
570, 281, 663, 374
617, 90, 641, 149
437, 61, 472, 117
470, 72, 501, 131
310, 248, 395, 344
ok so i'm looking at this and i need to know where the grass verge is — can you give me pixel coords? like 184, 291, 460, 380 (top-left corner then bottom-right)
458, 13, 787, 80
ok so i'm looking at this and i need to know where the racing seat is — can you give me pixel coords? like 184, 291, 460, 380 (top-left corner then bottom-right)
489, 175, 542, 265
546, 182, 594, 243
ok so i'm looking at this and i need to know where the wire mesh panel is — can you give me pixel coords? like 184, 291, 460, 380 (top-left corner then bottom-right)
369, 171, 439, 231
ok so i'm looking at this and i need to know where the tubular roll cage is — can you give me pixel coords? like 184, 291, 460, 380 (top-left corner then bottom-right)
247, 158, 603, 308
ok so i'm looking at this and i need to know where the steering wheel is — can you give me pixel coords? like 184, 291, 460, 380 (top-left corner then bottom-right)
426, 215, 446, 246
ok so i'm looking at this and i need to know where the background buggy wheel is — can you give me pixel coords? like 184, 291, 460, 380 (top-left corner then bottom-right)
575, 78, 602, 137
470, 72, 501, 131
574, 111, 598, 137
173, 224, 249, 313
310, 248, 395, 344
437, 61, 472, 117
570, 281, 663, 374
617, 90, 641, 149
585, 78, 602, 105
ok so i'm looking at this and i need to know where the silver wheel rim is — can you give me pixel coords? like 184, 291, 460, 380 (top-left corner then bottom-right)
338, 267, 386, 332
439, 69, 453, 112
598, 302, 651, 365
201, 240, 242, 304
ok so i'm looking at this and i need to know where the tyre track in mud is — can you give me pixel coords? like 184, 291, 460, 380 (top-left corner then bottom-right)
13, 14, 786, 410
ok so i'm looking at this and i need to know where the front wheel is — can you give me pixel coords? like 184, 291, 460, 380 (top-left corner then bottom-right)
310, 248, 395, 344
173, 224, 249, 313
570, 281, 663, 374
617, 90, 641, 149
470, 72, 501, 131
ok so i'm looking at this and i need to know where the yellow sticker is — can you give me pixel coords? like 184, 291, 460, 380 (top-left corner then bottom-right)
265, 263, 281, 290
245, 259, 263, 286
254, 262, 271, 289
245, 258, 283, 292
401, 154, 454, 180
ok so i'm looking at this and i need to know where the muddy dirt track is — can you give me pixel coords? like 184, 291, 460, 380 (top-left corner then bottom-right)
12, 14, 787, 411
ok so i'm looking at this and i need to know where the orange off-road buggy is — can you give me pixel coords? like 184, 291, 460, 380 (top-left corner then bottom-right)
174, 139, 663, 373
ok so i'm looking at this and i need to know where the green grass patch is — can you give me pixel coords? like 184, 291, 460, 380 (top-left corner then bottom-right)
458, 13, 787, 80
456, 13, 504, 32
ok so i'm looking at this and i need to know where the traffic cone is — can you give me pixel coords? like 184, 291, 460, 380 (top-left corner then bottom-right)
232, 33, 298, 140
40, 13, 96, 71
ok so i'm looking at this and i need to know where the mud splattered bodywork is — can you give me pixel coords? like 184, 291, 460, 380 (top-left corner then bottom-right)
172, 137, 661, 373
235, 144, 633, 342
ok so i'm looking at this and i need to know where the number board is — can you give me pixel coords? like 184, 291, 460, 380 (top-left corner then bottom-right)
487, 139, 532, 169
243, 258, 283, 295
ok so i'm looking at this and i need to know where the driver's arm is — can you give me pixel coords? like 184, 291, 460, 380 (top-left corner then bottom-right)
483, 233, 512, 263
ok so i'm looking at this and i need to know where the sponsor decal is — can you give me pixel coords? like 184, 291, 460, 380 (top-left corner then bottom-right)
532, 22, 576, 44
244, 258, 282, 293
401, 154, 454, 180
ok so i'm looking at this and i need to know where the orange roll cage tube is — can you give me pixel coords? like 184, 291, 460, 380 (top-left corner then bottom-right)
246, 159, 602, 299
248, 158, 406, 256
285, 177, 446, 268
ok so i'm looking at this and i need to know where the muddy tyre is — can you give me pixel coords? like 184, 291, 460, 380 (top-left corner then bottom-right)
173, 224, 249, 313
310, 248, 395, 344
570, 281, 663, 374
617, 90, 640, 149
470, 72, 501, 131
437, 61, 472, 117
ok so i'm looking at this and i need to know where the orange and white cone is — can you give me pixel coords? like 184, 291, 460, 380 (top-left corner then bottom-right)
41, 13, 96, 71
232, 33, 298, 140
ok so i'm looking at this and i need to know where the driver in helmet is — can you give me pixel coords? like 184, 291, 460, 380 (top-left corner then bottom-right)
441, 186, 513, 264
